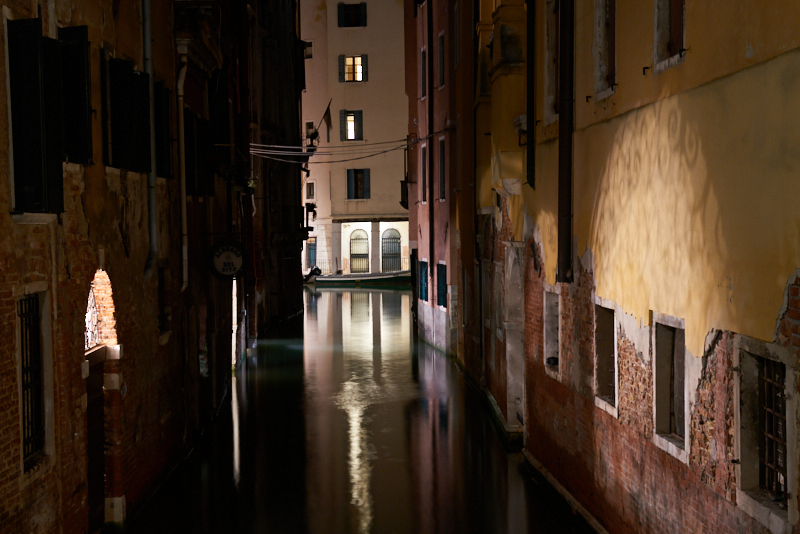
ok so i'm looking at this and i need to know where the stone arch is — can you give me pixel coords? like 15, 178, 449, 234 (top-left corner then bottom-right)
85, 270, 117, 351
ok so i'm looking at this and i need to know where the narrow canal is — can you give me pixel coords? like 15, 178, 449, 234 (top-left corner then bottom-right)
128, 289, 596, 534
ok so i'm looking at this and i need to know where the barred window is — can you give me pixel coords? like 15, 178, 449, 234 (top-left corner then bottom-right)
759, 356, 788, 507
19, 294, 44, 469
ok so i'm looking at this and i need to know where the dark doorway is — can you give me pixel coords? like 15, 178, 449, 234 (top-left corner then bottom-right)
85, 346, 106, 533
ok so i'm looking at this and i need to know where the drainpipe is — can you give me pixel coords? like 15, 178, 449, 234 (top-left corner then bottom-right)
177, 49, 189, 292
427, 0, 435, 294
142, 0, 158, 280
526, 0, 535, 189
557, 0, 574, 283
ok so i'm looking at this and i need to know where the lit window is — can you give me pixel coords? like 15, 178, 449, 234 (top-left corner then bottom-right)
347, 115, 355, 140
339, 110, 363, 141
346, 56, 362, 81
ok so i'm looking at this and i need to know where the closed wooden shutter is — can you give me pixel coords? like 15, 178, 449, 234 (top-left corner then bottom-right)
360, 2, 367, 25
363, 169, 370, 199
339, 110, 347, 141
347, 169, 355, 198
154, 82, 172, 178
361, 54, 368, 81
130, 71, 151, 173
337, 3, 345, 26
669, 0, 683, 56
59, 25, 92, 165
338, 55, 345, 82
354, 110, 363, 140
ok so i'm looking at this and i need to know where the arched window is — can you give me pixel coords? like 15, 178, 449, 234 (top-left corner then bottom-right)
381, 228, 402, 272
349, 229, 369, 273
85, 270, 117, 351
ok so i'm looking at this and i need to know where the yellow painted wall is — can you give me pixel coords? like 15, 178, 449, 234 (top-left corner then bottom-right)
572, 47, 800, 358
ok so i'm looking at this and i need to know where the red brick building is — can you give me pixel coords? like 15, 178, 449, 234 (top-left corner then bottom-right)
0, 1, 304, 532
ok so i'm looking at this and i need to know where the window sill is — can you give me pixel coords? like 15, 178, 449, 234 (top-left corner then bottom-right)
594, 396, 618, 419
737, 489, 792, 534
594, 85, 616, 103
544, 364, 559, 381
437, 198, 446, 202
654, 53, 685, 74
345, 198, 368, 202
12, 213, 57, 225
652, 432, 688, 464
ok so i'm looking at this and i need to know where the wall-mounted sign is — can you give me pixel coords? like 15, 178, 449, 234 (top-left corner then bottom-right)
210, 241, 245, 279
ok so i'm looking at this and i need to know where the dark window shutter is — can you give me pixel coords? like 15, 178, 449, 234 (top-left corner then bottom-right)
360, 3, 367, 26
196, 119, 214, 196
669, 0, 684, 56
337, 3, 345, 26
154, 82, 172, 178
59, 25, 92, 165
184, 110, 197, 196
347, 169, 355, 199
339, 110, 347, 141
338, 55, 345, 82
109, 58, 134, 169
363, 169, 370, 199
41, 37, 64, 213
438, 264, 447, 307
361, 54, 368, 81
354, 110, 363, 140
8, 18, 64, 213
130, 71, 151, 173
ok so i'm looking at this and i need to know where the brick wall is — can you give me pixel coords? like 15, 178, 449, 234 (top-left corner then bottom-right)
522, 256, 775, 534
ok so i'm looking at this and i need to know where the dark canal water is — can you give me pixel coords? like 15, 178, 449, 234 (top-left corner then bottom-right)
128, 288, 596, 534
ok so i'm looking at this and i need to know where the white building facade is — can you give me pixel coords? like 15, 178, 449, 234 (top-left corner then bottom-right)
301, 0, 409, 275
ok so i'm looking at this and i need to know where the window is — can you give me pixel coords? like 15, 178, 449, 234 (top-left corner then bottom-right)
59, 25, 93, 165
594, 304, 616, 408
421, 145, 427, 202
381, 229, 401, 272
346, 169, 370, 199
304, 40, 313, 59
544, 0, 559, 124
438, 138, 445, 200
438, 34, 445, 87
420, 48, 427, 98
437, 264, 447, 307
338, 55, 368, 82
307, 237, 317, 267
338, 2, 367, 27
454, 3, 460, 67
655, 0, 684, 67
653, 314, 686, 459
6, 17, 64, 213
544, 289, 559, 372
349, 230, 369, 273
735, 336, 797, 531
19, 294, 44, 470
305, 121, 315, 139
339, 110, 363, 141
306, 182, 315, 200
154, 82, 172, 178
593, 0, 616, 96
419, 261, 428, 301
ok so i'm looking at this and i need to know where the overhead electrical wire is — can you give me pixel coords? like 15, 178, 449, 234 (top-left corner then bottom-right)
251, 143, 408, 165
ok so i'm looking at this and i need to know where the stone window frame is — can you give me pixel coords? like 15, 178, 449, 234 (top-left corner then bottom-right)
543, 282, 561, 381
733, 334, 799, 532
653, 0, 686, 73
14, 281, 55, 484
650, 310, 689, 464
593, 296, 618, 419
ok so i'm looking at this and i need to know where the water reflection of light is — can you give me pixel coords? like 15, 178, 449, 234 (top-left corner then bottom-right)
232, 377, 240, 488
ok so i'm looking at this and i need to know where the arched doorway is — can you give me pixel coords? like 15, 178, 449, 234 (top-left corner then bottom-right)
381, 228, 401, 272
349, 230, 369, 273
84, 270, 118, 531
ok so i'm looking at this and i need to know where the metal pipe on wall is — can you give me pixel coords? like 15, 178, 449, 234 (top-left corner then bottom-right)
557, 0, 574, 283
143, 0, 159, 280
177, 52, 189, 291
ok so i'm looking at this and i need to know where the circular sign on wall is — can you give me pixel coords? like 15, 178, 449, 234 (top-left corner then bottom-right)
210, 242, 246, 279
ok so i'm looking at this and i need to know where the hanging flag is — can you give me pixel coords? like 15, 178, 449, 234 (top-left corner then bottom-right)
321, 99, 332, 134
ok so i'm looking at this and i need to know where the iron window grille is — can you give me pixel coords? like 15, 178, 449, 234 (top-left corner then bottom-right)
419, 261, 428, 301
350, 230, 370, 273
759, 356, 788, 507
381, 229, 402, 272
19, 294, 44, 469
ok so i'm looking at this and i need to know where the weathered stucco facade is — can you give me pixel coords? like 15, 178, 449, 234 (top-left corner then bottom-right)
408, 0, 800, 532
